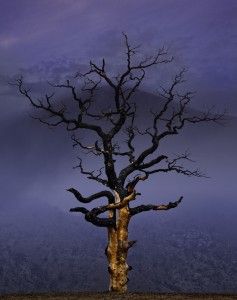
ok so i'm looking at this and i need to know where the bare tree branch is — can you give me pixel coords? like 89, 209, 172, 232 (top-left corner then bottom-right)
67, 188, 114, 204
70, 191, 137, 227
73, 157, 108, 186
130, 196, 183, 216
137, 151, 206, 177
12, 77, 106, 137
70, 206, 115, 227
12, 33, 224, 224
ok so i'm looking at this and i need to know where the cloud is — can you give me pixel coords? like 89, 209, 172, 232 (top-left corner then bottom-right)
0, 36, 19, 48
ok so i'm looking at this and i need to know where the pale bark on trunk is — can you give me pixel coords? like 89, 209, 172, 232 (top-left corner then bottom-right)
106, 192, 131, 292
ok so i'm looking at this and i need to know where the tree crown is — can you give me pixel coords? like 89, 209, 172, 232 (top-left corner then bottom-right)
12, 34, 224, 227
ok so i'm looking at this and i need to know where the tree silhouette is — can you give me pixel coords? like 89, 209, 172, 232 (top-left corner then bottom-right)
13, 34, 223, 292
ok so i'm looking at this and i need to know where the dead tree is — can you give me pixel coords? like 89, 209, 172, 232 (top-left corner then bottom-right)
13, 34, 223, 292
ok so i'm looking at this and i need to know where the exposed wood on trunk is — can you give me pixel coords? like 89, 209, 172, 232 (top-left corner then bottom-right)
106, 192, 134, 292
107, 213, 118, 291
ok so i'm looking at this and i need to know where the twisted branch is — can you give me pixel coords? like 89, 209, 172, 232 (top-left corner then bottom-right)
67, 188, 114, 204
130, 196, 183, 216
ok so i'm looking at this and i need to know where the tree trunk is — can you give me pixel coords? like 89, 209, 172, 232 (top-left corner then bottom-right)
106, 192, 131, 292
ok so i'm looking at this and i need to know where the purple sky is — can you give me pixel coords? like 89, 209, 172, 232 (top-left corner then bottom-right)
0, 3, 237, 293
0, 0, 236, 112
0, 0, 236, 212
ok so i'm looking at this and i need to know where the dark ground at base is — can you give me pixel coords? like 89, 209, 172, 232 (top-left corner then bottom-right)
0, 293, 237, 300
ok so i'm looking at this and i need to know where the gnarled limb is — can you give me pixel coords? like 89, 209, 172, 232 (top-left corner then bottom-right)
70, 205, 115, 227
70, 191, 137, 228
130, 196, 183, 216
106, 191, 137, 209
125, 173, 149, 193
67, 188, 114, 204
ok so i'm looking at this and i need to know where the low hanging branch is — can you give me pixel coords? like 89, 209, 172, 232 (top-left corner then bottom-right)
70, 190, 137, 227
130, 196, 183, 216
70, 206, 115, 227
